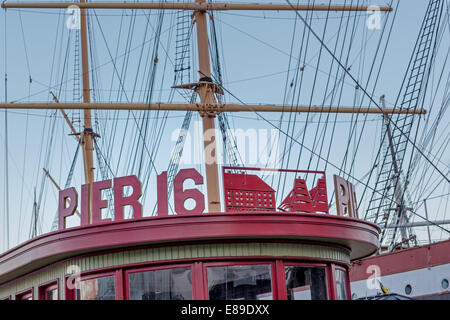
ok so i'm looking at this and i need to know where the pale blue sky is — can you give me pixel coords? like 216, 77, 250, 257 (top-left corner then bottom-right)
1, 0, 449, 252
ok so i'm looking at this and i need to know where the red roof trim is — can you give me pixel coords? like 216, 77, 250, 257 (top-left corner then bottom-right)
0, 212, 379, 284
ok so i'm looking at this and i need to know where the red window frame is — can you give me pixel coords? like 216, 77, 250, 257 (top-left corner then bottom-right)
124, 263, 195, 300
203, 261, 278, 300
334, 265, 350, 300
38, 280, 59, 300
279, 261, 330, 300
58, 257, 350, 300
15, 288, 34, 300
65, 271, 120, 300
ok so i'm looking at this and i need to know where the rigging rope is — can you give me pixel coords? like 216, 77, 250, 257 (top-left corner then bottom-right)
285, 0, 449, 184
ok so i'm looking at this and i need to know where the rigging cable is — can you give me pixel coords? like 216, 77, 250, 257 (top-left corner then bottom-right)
204, 70, 450, 235
284, 0, 450, 184
3, 8, 10, 250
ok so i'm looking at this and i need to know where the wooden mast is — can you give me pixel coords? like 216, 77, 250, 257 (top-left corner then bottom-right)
194, 0, 221, 212
80, 0, 95, 222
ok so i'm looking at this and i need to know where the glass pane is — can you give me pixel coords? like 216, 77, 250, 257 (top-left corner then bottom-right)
128, 267, 192, 300
207, 264, 273, 300
285, 266, 328, 300
76, 276, 116, 300
335, 269, 348, 300
44, 288, 58, 300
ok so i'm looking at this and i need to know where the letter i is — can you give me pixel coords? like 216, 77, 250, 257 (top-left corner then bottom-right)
157, 171, 169, 216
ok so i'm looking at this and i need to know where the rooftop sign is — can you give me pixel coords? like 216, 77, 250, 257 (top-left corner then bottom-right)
58, 167, 356, 230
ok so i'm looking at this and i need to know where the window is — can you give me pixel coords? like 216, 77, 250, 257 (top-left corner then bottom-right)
39, 281, 59, 300
441, 279, 449, 290
74, 275, 116, 300
285, 266, 328, 300
405, 284, 412, 295
128, 267, 192, 300
16, 289, 33, 300
335, 268, 348, 300
207, 264, 273, 300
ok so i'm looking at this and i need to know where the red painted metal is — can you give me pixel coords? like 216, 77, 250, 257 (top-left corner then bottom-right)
0, 238, 352, 291
350, 239, 450, 281
275, 260, 287, 300
279, 178, 315, 213
310, 176, 329, 214
91, 179, 112, 224
279, 175, 329, 214
173, 168, 205, 215
193, 262, 207, 300
223, 167, 329, 214
113, 175, 142, 221
80, 183, 90, 225
223, 171, 276, 212
327, 264, 336, 300
157, 171, 169, 217
58, 187, 78, 230
115, 269, 124, 300
0, 212, 380, 284
222, 166, 326, 175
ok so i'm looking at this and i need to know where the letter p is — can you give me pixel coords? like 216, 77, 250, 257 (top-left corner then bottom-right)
58, 187, 78, 230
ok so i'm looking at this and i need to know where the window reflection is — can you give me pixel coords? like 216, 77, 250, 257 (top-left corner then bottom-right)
285, 266, 328, 300
207, 265, 273, 300
43, 287, 58, 300
128, 267, 192, 300
335, 269, 348, 300
76, 276, 116, 300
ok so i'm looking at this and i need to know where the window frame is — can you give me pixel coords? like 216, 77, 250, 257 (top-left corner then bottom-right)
15, 288, 34, 300
38, 280, 59, 300
65, 271, 118, 300
124, 263, 194, 300
281, 261, 330, 300
334, 265, 350, 300
203, 260, 278, 300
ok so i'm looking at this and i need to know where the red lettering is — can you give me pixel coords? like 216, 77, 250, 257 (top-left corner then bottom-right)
80, 183, 90, 226
91, 179, 112, 224
113, 175, 142, 221
157, 171, 169, 217
58, 187, 78, 230
173, 168, 205, 215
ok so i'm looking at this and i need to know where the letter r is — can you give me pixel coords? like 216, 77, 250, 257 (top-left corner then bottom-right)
114, 175, 142, 221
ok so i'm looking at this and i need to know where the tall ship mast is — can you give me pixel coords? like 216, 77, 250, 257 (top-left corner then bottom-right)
0, 0, 449, 301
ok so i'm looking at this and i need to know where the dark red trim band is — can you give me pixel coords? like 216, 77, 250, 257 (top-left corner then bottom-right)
350, 239, 450, 281
0, 212, 379, 284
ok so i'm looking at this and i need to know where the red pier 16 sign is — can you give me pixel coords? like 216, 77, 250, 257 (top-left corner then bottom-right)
58, 168, 205, 230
